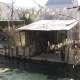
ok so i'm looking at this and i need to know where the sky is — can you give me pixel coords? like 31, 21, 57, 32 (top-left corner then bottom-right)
0, 0, 80, 8
77, 0, 80, 5
0, 0, 48, 8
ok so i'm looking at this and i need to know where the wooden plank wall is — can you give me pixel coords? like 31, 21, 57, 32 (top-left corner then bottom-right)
0, 45, 30, 59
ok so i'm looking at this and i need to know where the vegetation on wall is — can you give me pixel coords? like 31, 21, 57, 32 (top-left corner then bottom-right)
0, 25, 25, 46
0, 1, 25, 46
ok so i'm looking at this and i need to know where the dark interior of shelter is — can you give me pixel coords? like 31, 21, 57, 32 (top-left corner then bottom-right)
25, 30, 67, 53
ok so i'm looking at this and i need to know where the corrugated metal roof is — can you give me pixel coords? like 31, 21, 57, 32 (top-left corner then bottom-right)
17, 20, 79, 31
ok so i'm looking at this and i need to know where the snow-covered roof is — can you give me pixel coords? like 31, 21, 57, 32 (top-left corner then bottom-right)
17, 20, 79, 31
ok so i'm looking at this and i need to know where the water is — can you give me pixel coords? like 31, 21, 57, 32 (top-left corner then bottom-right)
0, 57, 80, 80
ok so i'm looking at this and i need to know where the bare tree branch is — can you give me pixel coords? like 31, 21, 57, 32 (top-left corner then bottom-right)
31, 0, 79, 21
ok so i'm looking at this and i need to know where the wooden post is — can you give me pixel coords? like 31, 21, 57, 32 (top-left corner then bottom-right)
8, 45, 10, 57
12, 48, 13, 58
23, 47, 25, 59
10, 47, 13, 58
67, 31, 69, 42
3, 45, 7, 57
16, 46, 18, 58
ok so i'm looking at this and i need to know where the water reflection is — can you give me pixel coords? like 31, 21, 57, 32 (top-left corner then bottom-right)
0, 57, 80, 80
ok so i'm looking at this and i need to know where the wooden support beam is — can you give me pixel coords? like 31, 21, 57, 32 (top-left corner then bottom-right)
16, 47, 18, 58
23, 47, 25, 59
8, 45, 10, 57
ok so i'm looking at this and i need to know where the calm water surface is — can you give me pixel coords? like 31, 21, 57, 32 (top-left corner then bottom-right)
0, 56, 80, 80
